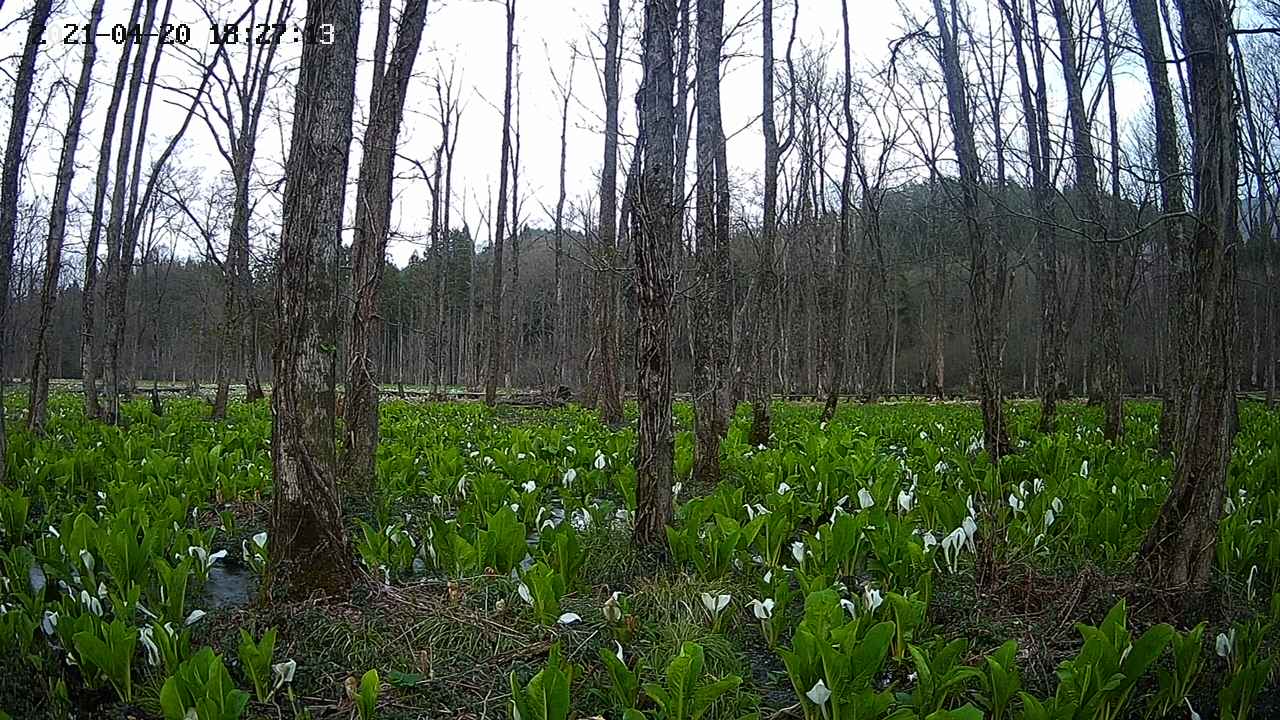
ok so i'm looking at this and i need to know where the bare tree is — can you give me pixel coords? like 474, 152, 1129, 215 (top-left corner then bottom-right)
1049, 0, 1123, 440
594, 0, 625, 425
931, 0, 1011, 460
1128, 0, 1191, 447
267, 0, 362, 600
1138, 0, 1240, 593
633, 0, 678, 547
344, 0, 430, 488
28, 0, 106, 431
691, 0, 730, 483
485, 0, 517, 407
0, 0, 53, 483
81, 0, 146, 420
821, 0, 856, 423
195, 0, 294, 417
552, 54, 576, 390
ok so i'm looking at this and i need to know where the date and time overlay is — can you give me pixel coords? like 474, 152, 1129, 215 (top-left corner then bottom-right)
36, 19, 338, 46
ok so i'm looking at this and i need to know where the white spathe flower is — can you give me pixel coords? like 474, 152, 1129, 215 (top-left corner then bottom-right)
897, 490, 914, 513
518, 583, 533, 606
1216, 629, 1235, 658
864, 586, 883, 613
700, 592, 731, 616
521, 480, 536, 493
858, 488, 875, 509
79, 589, 103, 616
672, 482, 683, 500
1007, 493, 1024, 513
614, 641, 625, 662
1080, 459, 1090, 477
185, 609, 207, 626
557, 612, 582, 625
42, 611, 58, 635
594, 451, 607, 470
603, 591, 623, 623
776, 482, 791, 495
273, 659, 297, 687
79, 549, 95, 574
1051, 497, 1064, 514
840, 598, 858, 616
139, 625, 160, 666
791, 540, 806, 564
749, 598, 775, 620
252, 532, 268, 550
562, 468, 577, 486
1043, 509, 1055, 529
806, 679, 832, 706
941, 527, 967, 573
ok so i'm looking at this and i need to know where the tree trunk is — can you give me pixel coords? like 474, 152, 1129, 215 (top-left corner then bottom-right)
103, 0, 168, 423
0, 0, 53, 483
344, 0, 429, 488
553, 59, 574, 390
1130, 0, 1193, 450
1139, 0, 1239, 593
633, 0, 678, 548
485, 0, 517, 407
267, 0, 362, 601
81, 0, 141, 420
932, 0, 1010, 460
692, 0, 730, 484
29, 0, 104, 432
595, 0, 625, 426
1050, 0, 1122, 441
821, 0, 856, 424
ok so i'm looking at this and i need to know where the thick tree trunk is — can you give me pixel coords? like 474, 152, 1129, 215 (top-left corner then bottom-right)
1139, 0, 1239, 593
692, 0, 730, 484
633, 0, 678, 548
29, 0, 104, 432
343, 0, 429, 488
485, 0, 517, 407
0, 0, 53, 483
595, 0, 625, 426
267, 0, 362, 601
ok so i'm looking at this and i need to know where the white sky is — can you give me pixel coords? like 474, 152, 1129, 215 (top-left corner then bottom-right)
2, 0, 1151, 269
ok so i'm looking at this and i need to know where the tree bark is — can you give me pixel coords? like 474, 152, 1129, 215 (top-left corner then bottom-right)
932, 0, 1011, 460
29, 0, 105, 432
1139, 0, 1239, 593
344, 0, 429, 488
692, 0, 730, 483
595, 0, 625, 426
81, 0, 146, 421
267, 0, 362, 601
1129, 0, 1192, 449
633, 0, 678, 548
0, 0, 53, 483
485, 0, 517, 407
821, 0, 856, 423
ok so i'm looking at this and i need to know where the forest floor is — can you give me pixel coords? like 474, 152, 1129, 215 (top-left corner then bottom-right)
0, 396, 1277, 720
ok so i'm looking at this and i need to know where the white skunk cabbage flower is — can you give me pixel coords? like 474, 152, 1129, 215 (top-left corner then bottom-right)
562, 468, 577, 486
700, 592, 731, 617
184, 609, 207, 626
806, 679, 832, 706
897, 490, 914, 513
863, 586, 883, 613
749, 598, 775, 620
858, 489, 875, 509
557, 612, 582, 625
273, 659, 297, 688
594, 451, 607, 470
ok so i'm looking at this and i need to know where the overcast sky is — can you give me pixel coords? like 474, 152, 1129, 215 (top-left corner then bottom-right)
2, 0, 1153, 269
